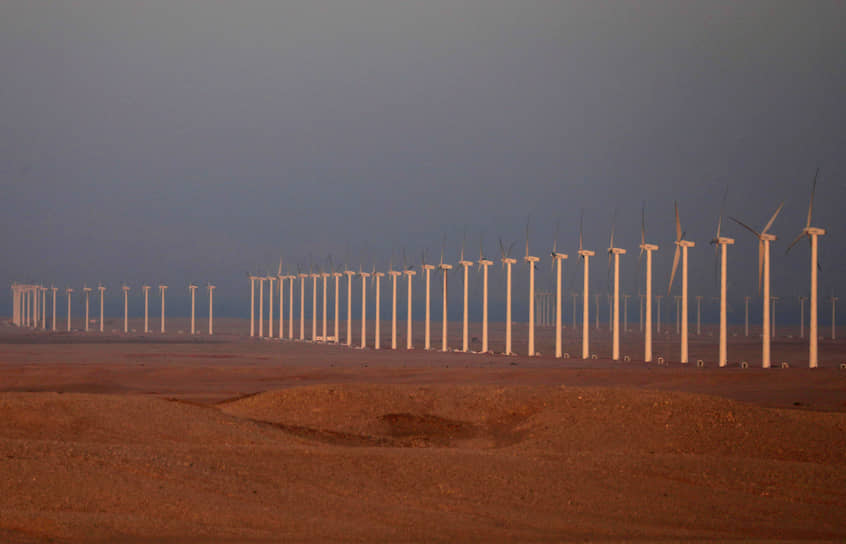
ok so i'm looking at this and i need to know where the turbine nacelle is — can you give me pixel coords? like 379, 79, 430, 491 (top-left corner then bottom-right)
639, 243, 659, 251
806, 227, 826, 236
577, 250, 595, 258
608, 248, 626, 255
550, 252, 568, 260
711, 237, 735, 246
500, 258, 517, 265
477, 259, 494, 266
675, 240, 696, 248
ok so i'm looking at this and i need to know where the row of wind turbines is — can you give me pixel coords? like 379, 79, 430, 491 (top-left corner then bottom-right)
250, 171, 832, 368
10, 283, 216, 336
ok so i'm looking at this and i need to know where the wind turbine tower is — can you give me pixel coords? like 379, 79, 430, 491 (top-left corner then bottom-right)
298, 270, 307, 341
344, 267, 356, 345
51, 286, 57, 331
333, 268, 343, 342
267, 275, 275, 338
66, 288, 73, 331
97, 284, 106, 332
208, 284, 215, 335
249, 276, 257, 337
83, 286, 92, 332
374, 269, 385, 350
731, 202, 783, 368
142, 285, 151, 333
359, 268, 370, 348
159, 284, 167, 333
189, 284, 198, 335
786, 168, 826, 367
122, 285, 130, 333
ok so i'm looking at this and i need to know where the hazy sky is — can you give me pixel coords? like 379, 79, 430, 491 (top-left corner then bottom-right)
2, 1, 844, 324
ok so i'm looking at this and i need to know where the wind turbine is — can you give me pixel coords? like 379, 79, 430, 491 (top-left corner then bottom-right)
287, 271, 295, 340
277, 260, 285, 339
786, 168, 825, 367
499, 237, 517, 355
710, 189, 734, 367
607, 212, 626, 361
298, 267, 307, 341
142, 285, 150, 333
158, 284, 167, 333
459, 232, 474, 353
421, 250, 435, 350
695, 295, 703, 336
731, 201, 783, 368
438, 236, 452, 352
333, 263, 343, 343
258, 274, 265, 338
41, 286, 47, 329
311, 265, 319, 341
83, 285, 92, 332
667, 202, 695, 363
388, 254, 401, 350
577, 211, 595, 360
248, 275, 257, 337
374, 266, 385, 350
359, 266, 370, 349
478, 236, 494, 354
320, 262, 329, 341
207, 284, 215, 335
122, 285, 130, 333
267, 274, 275, 338
51, 285, 57, 331
524, 218, 540, 356
66, 287, 73, 331
549, 222, 569, 358
403, 251, 416, 350
344, 265, 356, 346
189, 284, 198, 335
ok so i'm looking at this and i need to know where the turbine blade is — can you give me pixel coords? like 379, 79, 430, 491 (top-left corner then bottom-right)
667, 245, 680, 295
674, 201, 682, 242
761, 201, 784, 235
716, 186, 728, 238
498, 237, 506, 259
640, 202, 646, 246
807, 167, 819, 228
579, 209, 584, 252
785, 231, 806, 254
525, 215, 530, 258
729, 217, 760, 238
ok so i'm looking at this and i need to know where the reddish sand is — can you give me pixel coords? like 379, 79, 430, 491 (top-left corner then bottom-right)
1, 319, 845, 542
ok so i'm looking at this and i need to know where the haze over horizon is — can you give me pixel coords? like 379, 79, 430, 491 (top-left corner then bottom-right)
2, 1, 844, 325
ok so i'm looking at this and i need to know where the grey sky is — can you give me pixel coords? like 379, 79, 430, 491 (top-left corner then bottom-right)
2, 1, 844, 324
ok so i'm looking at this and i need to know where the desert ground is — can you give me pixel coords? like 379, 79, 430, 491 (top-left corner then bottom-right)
1, 316, 845, 542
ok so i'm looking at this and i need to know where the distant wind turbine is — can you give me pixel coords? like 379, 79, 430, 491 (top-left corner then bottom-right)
388, 254, 401, 350
122, 285, 130, 333
577, 211, 595, 360
667, 202, 695, 363
83, 285, 92, 332
438, 236, 453, 352
344, 265, 356, 346
189, 284, 198, 335
142, 285, 151, 333
709, 188, 734, 367
499, 237, 517, 355
478, 236, 494, 354
359, 266, 371, 349
785, 168, 825, 367
459, 232, 474, 353
403, 250, 416, 350
421, 250, 435, 350
731, 201, 784, 368
524, 217, 540, 356
607, 212, 626, 361
374, 267, 385, 350
159, 284, 167, 333
66, 287, 73, 331
550, 221, 568, 358
207, 283, 215, 335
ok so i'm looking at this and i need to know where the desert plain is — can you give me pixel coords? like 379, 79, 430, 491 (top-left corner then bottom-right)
1, 317, 845, 542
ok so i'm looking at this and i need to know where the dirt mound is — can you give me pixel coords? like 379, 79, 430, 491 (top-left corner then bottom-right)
0, 393, 292, 447
219, 384, 846, 462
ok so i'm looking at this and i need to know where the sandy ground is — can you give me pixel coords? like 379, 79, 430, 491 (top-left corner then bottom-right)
1, 318, 845, 542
